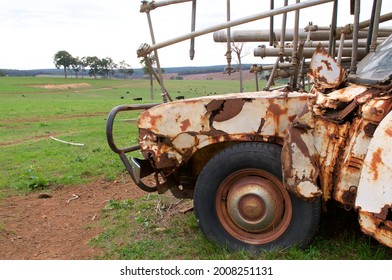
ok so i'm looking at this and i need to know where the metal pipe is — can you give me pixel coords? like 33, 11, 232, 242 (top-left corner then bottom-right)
140, 0, 192, 12
359, 12, 392, 29
269, 0, 274, 46
370, 0, 383, 52
264, 57, 280, 90
292, 0, 300, 89
254, 46, 367, 59
261, 63, 294, 71
350, 0, 360, 74
146, 12, 172, 102
300, 39, 378, 48
266, 0, 288, 90
366, 0, 377, 53
328, 0, 338, 57
190, 0, 197, 60
137, 0, 335, 56
213, 29, 389, 43
225, 0, 233, 73
280, 0, 288, 56
337, 32, 345, 64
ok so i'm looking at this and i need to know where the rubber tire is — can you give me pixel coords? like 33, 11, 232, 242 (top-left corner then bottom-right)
194, 142, 321, 251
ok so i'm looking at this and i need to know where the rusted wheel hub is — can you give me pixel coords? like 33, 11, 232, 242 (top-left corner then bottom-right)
216, 169, 292, 244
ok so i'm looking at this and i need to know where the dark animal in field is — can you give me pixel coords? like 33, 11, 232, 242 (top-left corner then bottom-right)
175, 96, 185, 100
133, 97, 142, 101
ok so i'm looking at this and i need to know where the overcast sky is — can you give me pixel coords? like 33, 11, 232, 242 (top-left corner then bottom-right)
0, 0, 391, 70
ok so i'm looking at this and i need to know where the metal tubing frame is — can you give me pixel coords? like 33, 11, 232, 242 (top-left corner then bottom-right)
337, 32, 345, 64
190, 0, 197, 60
366, 0, 378, 53
106, 104, 160, 192
265, 0, 289, 90
225, 0, 232, 73
254, 46, 367, 59
292, 0, 301, 90
328, 0, 338, 57
269, 0, 274, 46
359, 12, 392, 29
106, 104, 160, 154
212, 29, 390, 43
350, 0, 360, 74
145, 12, 172, 102
370, 0, 383, 52
140, 0, 193, 12
137, 0, 334, 56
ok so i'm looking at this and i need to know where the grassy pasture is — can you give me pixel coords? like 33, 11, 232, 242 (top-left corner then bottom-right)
0, 76, 390, 259
0, 76, 256, 192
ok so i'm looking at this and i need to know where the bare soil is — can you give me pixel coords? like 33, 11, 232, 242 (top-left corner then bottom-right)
0, 179, 144, 260
31, 83, 92, 90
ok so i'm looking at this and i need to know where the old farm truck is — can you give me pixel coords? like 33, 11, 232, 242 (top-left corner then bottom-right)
107, 0, 392, 251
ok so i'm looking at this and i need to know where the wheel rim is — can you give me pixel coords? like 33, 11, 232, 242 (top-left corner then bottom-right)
216, 168, 292, 245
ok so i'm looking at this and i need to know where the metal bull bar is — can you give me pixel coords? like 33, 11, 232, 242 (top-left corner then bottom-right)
106, 103, 160, 192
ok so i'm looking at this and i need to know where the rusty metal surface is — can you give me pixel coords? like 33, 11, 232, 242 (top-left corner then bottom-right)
356, 111, 392, 215
359, 211, 392, 249
138, 91, 312, 170
308, 45, 346, 92
215, 168, 292, 244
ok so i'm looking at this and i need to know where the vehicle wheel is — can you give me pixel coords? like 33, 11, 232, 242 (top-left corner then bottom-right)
194, 142, 321, 251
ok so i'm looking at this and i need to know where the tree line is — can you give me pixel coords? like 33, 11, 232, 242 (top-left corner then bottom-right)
53, 50, 134, 79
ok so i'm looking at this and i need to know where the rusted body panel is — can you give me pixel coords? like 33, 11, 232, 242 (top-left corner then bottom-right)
355, 111, 392, 247
138, 91, 312, 171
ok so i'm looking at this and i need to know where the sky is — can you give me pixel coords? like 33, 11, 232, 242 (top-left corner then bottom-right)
0, 0, 391, 70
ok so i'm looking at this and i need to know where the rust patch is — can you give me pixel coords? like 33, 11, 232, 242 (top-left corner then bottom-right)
373, 204, 392, 220
288, 115, 297, 122
268, 101, 289, 116
267, 100, 289, 129
364, 123, 378, 137
180, 119, 191, 131
142, 110, 163, 127
205, 99, 224, 112
370, 148, 384, 181
321, 59, 332, 71
256, 118, 266, 134
386, 128, 392, 137
341, 186, 358, 208
206, 99, 246, 122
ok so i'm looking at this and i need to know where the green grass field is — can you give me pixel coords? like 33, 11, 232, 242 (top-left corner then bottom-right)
0, 76, 253, 193
0, 76, 391, 259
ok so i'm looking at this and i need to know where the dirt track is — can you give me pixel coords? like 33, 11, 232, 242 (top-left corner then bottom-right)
0, 179, 143, 260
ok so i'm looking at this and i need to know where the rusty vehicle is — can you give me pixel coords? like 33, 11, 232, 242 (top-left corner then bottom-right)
107, 0, 392, 251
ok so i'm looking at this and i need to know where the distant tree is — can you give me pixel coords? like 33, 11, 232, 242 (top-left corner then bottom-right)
118, 60, 134, 80
231, 42, 250, 93
85, 56, 100, 79
53, 51, 74, 78
98, 57, 110, 78
80, 57, 88, 78
105, 57, 117, 79
70, 56, 81, 78
0, 69, 6, 77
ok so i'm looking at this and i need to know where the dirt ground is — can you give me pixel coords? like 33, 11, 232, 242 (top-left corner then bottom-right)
0, 179, 144, 260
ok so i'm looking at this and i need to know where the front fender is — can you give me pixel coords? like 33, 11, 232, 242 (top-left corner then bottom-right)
138, 91, 312, 169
